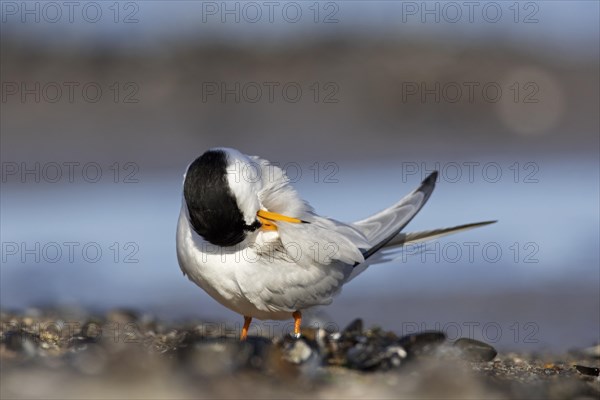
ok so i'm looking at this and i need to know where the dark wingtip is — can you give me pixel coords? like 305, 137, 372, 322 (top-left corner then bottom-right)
482, 220, 498, 225
422, 170, 439, 186
465, 220, 498, 228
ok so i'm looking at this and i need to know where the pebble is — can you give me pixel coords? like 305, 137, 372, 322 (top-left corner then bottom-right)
281, 336, 314, 364
67, 335, 95, 352
453, 338, 498, 362
21, 337, 37, 358
70, 346, 108, 375
278, 333, 323, 365
574, 364, 600, 377
80, 320, 104, 341
345, 337, 407, 371
3, 330, 26, 352
178, 337, 253, 376
106, 309, 139, 325
397, 331, 446, 358
342, 318, 363, 337
581, 344, 600, 358
2, 329, 38, 358
3, 310, 598, 400
245, 336, 273, 369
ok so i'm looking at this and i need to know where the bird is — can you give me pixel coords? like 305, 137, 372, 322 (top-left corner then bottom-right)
176, 148, 495, 340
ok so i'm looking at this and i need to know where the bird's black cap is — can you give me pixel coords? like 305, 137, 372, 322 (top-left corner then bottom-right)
183, 150, 259, 247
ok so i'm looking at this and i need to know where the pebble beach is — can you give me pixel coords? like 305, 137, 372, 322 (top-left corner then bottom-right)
2, 308, 598, 399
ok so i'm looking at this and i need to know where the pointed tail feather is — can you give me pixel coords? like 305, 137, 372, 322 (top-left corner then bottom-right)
383, 220, 497, 249
346, 220, 496, 282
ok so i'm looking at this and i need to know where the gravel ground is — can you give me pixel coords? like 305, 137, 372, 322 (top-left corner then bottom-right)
1, 309, 598, 400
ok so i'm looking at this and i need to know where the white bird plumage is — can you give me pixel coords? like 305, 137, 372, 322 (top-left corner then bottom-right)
176, 148, 495, 336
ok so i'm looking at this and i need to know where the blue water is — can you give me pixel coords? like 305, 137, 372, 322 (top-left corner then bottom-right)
1, 157, 598, 350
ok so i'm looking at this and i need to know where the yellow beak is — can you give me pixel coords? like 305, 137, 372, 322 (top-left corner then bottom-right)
256, 209, 305, 231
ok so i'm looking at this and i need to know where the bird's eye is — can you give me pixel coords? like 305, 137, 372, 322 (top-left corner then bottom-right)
244, 220, 262, 232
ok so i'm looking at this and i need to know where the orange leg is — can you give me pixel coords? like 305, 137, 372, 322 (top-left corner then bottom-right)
292, 311, 302, 338
240, 316, 252, 341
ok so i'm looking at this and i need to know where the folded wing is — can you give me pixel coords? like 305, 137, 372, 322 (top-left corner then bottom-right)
354, 171, 438, 260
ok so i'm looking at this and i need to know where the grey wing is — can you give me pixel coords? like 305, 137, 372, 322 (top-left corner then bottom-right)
346, 171, 437, 282
274, 170, 439, 270
353, 171, 438, 260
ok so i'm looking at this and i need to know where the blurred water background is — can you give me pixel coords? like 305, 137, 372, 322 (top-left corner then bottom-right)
1, 1, 598, 352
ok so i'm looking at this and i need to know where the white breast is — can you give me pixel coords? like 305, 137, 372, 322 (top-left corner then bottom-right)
176, 203, 352, 320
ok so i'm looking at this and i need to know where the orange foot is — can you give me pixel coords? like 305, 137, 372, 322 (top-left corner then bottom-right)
240, 316, 252, 341
292, 310, 302, 339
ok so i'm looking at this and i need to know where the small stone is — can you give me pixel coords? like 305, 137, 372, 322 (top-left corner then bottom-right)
282, 337, 313, 364
150, 329, 187, 353
179, 337, 252, 376
21, 337, 37, 358
574, 364, 600, 377
70, 346, 108, 375
278, 334, 322, 365
581, 344, 600, 358
80, 320, 104, 341
300, 327, 329, 356
39, 328, 60, 346
397, 331, 446, 358
244, 336, 273, 369
384, 345, 407, 368
342, 319, 363, 337
346, 342, 378, 370
67, 336, 94, 352
453, 338, 497, 362
346, 342, 407, 371
2, 330, 25, 352
106, 309, 139, 324
3, 331, 37, 358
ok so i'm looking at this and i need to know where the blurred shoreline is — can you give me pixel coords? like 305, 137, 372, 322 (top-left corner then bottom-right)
2, 39, 598, 168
